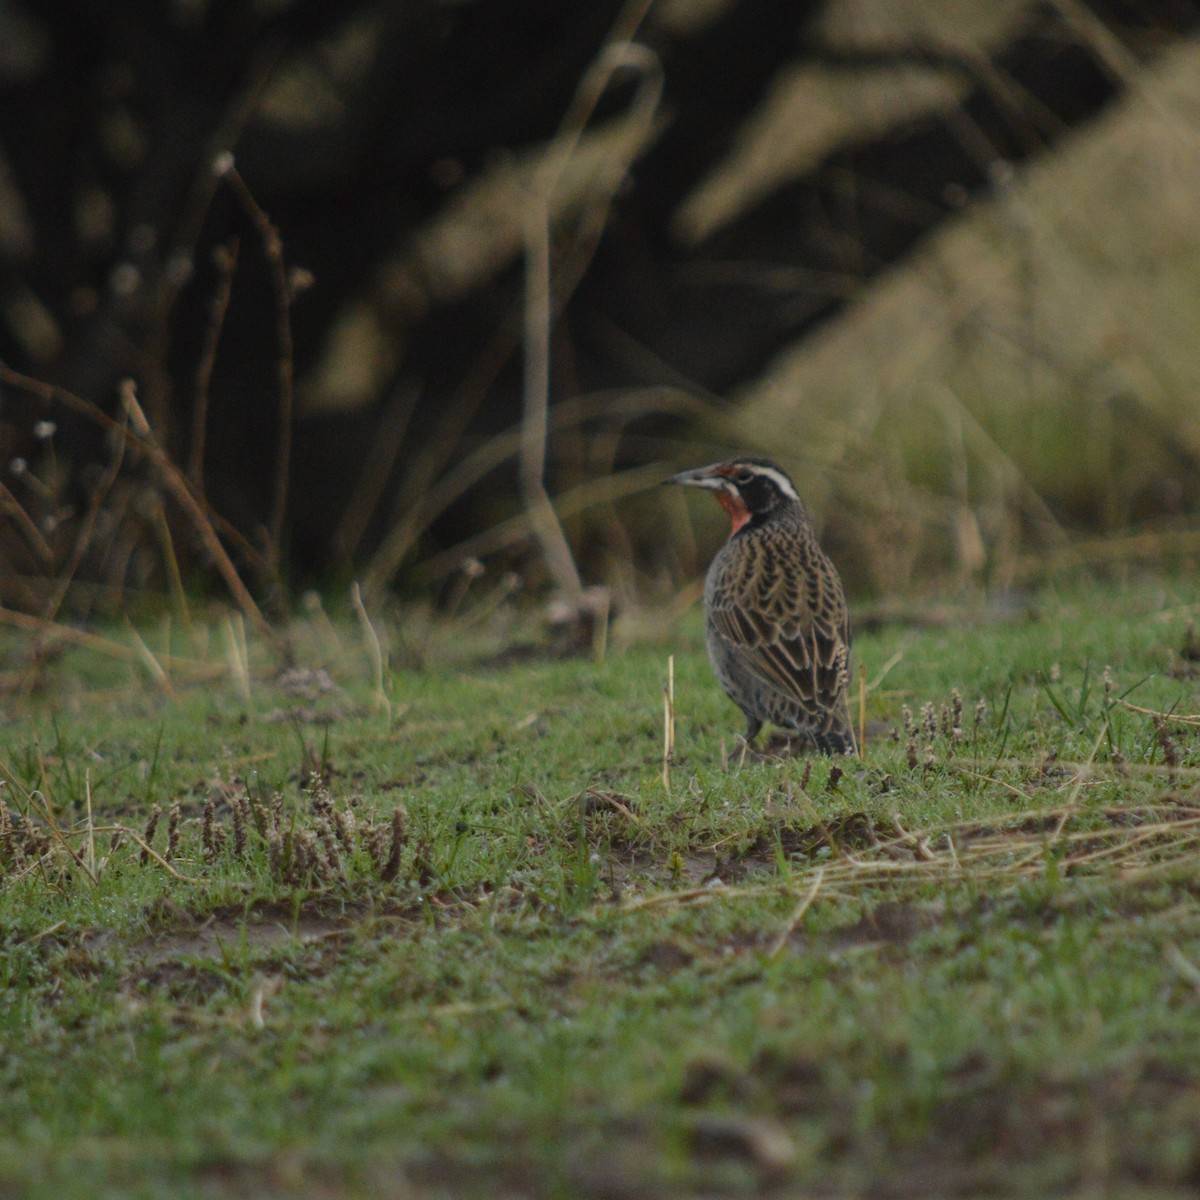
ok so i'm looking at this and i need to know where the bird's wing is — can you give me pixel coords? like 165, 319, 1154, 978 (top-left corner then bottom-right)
708, 556, 850, 717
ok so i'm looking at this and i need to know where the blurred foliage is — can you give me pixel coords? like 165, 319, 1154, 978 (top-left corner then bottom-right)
0, 0, 1198, 618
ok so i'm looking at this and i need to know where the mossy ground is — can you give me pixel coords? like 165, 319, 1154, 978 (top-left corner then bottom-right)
3, 576, 1200, 1198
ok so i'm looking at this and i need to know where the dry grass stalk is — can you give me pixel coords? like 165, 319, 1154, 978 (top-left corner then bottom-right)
619, 799, 1200, 917
521, 193, 584, 611
82, 773, 96, 880
351, 582, 390, 719
223, 613, 252, 701
97, 824, 204, 883
0, 362, 285, 653
190, 235, 240, 488
364, 26, 663, 602
0, 607, 222, 680
662, 654, 675, 791
0, 479, 53, 566
857, 663, 867, 755
766, 868, 824, 958
126, 621, 177, 699
1121, 699, 1200, 728
221, 166, 296, 574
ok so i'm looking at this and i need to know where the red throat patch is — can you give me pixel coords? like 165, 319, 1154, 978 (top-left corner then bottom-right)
716, 489, 751, 534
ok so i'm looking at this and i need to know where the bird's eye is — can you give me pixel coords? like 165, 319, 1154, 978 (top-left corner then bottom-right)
734, 470, 754, 486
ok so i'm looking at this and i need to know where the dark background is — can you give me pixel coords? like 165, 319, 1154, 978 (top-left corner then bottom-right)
1, 0, 1197, 617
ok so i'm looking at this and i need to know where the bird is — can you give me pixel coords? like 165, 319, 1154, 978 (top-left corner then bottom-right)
665, 456, 858, 756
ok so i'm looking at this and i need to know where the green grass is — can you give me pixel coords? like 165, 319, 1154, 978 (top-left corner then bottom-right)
3, 577, 1200, 1198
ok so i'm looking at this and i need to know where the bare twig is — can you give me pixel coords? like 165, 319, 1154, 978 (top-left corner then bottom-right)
222, 166, 295, 576
0, 480, 53, 565
0, 362, 285, 654
142, 45, 282, 428
190, 235, 241, 489
95, 824, 205, 883
1118, 699, 1200, 727
42, 411, 128, 626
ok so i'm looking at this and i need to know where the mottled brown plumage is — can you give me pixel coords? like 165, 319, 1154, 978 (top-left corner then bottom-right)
666, 456, 857, 755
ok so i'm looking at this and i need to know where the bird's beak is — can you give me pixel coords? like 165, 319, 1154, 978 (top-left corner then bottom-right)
663, 465, 726, 490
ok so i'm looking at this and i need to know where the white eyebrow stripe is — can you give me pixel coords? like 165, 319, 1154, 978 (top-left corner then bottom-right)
751, 465, 799, 501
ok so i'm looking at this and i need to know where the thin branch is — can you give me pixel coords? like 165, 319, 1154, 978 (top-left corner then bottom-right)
0, 361, 285, 654
521, 194, 584, 607
222, 165, 296, 578
190, 235, 241, 490
0, 480, 53, 565
42, 412, 128, 625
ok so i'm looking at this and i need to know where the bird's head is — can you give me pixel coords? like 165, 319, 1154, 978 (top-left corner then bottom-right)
664, 456, 801, 534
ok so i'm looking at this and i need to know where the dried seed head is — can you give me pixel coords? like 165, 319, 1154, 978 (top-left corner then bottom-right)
166, 802, 182, 861
902, 705, 915, 739
333, 805, 357, 850
905, 728, 919, 771
291, 830, 317, 883
315, 814, 344, 879
140, 804, 162, 865
202, 796, 218, 864
267, 828, 283, 876
364, 822, 390, 873
250, 794, 269, 838
381, 806, 408, 883
921, 702, 936, 744
230, 791, 249, 860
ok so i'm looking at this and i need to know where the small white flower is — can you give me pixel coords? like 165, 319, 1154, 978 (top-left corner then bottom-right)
33, 420, 56, 440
